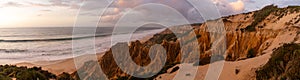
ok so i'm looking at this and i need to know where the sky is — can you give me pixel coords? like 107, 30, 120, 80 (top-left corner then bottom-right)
0, 0, 299, 28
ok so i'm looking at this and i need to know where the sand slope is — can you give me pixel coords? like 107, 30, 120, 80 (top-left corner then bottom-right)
156, 27, 299, 80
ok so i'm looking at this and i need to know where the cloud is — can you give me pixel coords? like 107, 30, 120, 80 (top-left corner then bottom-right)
27, 0, 66, 7
100, 0, 204, 23
76, 0, 249, 26
242, 0, 255, 3
25, 0, 247, 19
14, 0, 270, 27
20, 0, 249, 26
0, 2, 27, 7
213, 0, 246, 15
95, 0, 198, 25
27, 0, 82, 9
28, 2, 51, 7
40, 9, 52, 12
101, 13, 123, 22
229, 0, 245, 11
37, 14, 42, 16
78, 0, 108, 11
49, 0, 70, 6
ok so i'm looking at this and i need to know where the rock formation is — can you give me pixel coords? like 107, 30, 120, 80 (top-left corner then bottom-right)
73, 5, 300, 80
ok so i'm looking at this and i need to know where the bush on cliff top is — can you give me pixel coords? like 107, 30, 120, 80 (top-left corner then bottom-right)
245, 5, 279, 32
256, 43, 300, 80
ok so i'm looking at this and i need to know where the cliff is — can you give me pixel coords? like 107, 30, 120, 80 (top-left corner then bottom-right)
73, 5, 300, 80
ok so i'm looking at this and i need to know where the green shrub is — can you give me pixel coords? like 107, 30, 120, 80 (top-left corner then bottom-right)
0, 65, 57, 80
16, 70, 47, 80
245, 25, 256, 32
57, 72, 74, 80
287, 6, 300, 13
0, 74, 11, 80
152, 33, 177, 44
256, 43, 300, 80
245, 5, 279, 32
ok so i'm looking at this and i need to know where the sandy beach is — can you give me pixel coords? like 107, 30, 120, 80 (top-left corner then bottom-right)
16, 53, 103, 75
14, 33, 158, 75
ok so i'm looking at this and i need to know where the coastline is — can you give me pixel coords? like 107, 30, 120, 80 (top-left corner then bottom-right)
14, 29, 164, 75
15, 53, 103, 75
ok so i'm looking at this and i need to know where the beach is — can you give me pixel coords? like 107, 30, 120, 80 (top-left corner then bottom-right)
14, 30, 161, 75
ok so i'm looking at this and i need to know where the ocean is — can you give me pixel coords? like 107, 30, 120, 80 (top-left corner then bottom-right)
0, 27, 165, 64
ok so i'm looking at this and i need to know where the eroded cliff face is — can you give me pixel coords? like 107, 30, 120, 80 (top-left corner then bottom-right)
224, 27, 279, 60
99, 41, 182, 79
77, 27, 280, 79
73, 5, 300, 79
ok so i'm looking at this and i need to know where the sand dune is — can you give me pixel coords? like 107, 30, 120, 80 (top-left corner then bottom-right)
157, 26, 299, 80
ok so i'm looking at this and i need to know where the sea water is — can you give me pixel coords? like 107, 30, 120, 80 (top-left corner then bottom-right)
0, 27, 165, 64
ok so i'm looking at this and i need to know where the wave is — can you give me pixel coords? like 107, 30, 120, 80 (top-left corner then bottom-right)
0, 30, 152, 42
0, 49, 28, 53
0, 33, 112, 42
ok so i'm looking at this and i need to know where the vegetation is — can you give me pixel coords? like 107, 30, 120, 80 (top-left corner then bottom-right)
0, 65, 77, 80
287, 6, 300, 13
256, 43, 300, 80
243, 5, 300, 32
0, 65, 56, 80
0, 75, 11, 80
79, 5, 300, 80
245, 5, 279, 32
57, 72, 74, 80
152, 33, 177, 44
190, 23, 203, 26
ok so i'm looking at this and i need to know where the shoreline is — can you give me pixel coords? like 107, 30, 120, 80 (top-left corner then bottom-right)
15, 53, 104, 75
13, 30, 163, 75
